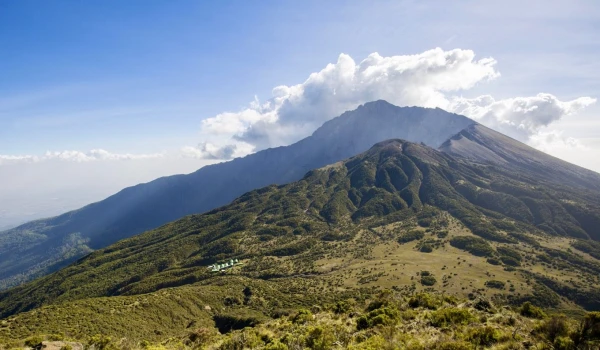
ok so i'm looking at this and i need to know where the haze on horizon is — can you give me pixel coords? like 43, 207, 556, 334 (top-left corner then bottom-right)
1, 0, 599, 229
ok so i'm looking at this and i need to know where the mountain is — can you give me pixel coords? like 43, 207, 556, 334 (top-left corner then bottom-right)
0, 101, 476, 290
2, 138, 600, 341
440, 124, 600, 191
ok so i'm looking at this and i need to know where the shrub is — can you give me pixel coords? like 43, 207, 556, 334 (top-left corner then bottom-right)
421, 275, 437, 286
224, 296, 242, 306
418, 218, 432, 227
356, 306, 400, 330
292, 309, 313, 324
520, 302, 546, 319
419, 244, 433, 253
487, 257, 502, 265
87, 335, 117, 350
497, 246, 522, 261
574, 311, 600, 345
553, 336, 574, 350
537, 316, 570, 343
500, 255, 521, 267
485, 280, 505, 289
265, 340, 288, 350
306, 326, 335, 350
219, 329, 261, 350
188, 327, 218, 346
430, 308, 474, 327
434, 341, 472, 350
467, 326, 502, 346
473, 299, 495, 313
450, 236, 495, 257
398, 230, 424, 244
48, 334, 65, 341
333, 300, 352, 314
213, 314, 261, 333
24, 336, 43, 348
437, 231, 449, 238
408, 293, 439, 310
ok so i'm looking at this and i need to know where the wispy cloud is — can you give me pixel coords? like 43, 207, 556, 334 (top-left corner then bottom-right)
0, 149, 166, 165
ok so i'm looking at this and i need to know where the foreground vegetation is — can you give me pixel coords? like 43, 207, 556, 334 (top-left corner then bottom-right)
3, 290, 600, 350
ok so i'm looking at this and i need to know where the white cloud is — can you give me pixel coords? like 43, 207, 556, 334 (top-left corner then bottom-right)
192, 49, 595, 163
449, 93, 597, 143
528, 130, 588, 153
0, 149, 166, 165
196, 48, 500, 157
180, 142, 254, 160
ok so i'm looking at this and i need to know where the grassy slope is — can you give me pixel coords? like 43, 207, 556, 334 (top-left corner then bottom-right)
2, 139, 600, 344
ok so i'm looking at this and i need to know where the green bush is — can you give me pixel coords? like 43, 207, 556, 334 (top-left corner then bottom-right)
333, 300, 352, 314
87, 335, 117, 350
188, 327, 218, 346
433, 341, 472, 350
408, 293, 439, 310
398, 230, 424, 244
24, 336, 43, 348
487, 257, 502, 265
537, 316, 570, 343
497, 246, 522, 261
421, 275, 437, 286
574, 311, 600, 345
519, 302, 546, 319
467, 326, 502, 346
213, 314, 261, 333
418, 218, 432, 227
356, 306, 400, 330
553, 336, 574, 350
419, 244, 433, 253
500, 255, 521, 267
306, 326, 335, 350
292, 309, 313, 324
484, 280, 505, 289
450, 236, 495, 257
430, 308, 474, 327
264, 340, 288, 350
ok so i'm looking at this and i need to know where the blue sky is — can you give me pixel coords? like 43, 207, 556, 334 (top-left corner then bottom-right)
1, 0, 599, 228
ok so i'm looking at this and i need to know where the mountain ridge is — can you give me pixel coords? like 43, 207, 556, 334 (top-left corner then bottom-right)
2, 138, 600, 321
440, 123, 600, 191
0, 101, 476, 290
2, 100, 599, 293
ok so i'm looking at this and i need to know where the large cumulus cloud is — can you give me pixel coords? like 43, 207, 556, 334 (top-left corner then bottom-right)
190, 48, 595, 160
194, 48, 500, 156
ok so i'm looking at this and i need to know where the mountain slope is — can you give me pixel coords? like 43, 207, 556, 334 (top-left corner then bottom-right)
0, 101, 475, 290
2, 139, 600, 321
440, 124, 600, 191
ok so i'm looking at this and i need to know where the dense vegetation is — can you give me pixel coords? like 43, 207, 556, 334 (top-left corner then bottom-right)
2, 138, 600, 347
3, 290, 600, 350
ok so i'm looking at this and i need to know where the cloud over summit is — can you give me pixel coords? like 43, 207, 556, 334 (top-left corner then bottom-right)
197, 48, 501, 156
195, 48, 595, 160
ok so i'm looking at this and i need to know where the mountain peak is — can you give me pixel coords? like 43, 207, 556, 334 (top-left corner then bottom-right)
441, 123, 600, 190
